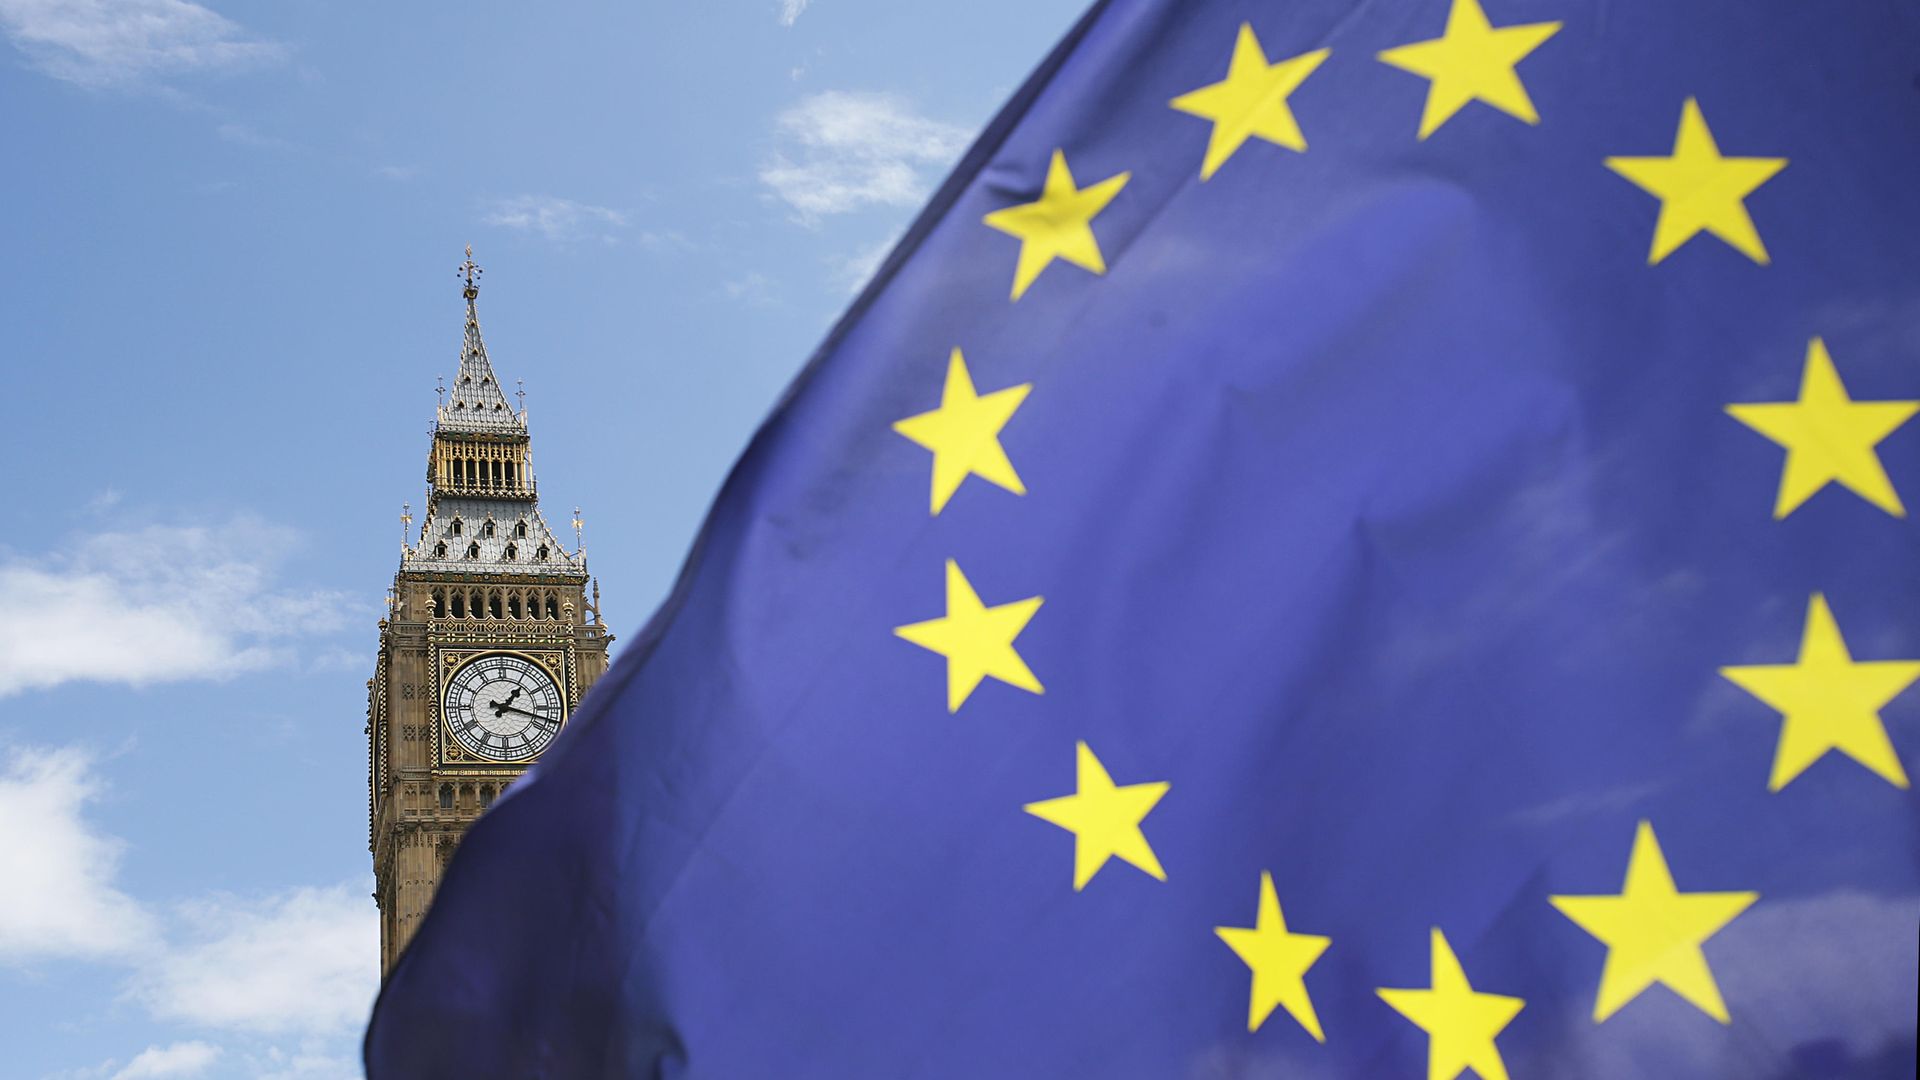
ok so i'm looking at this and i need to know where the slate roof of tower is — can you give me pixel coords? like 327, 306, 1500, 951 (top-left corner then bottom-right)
403, 499, 586, 578
438, 293, 526, 434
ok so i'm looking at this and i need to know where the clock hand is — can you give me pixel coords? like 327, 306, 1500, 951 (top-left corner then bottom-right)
488, 686, 526, 717
495, 704, 553, 723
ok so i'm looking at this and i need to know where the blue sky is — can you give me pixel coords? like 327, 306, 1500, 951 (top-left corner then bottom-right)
0, 2, 1083, 1076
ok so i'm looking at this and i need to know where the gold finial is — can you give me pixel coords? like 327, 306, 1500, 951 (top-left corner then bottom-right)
458, 244, 483, 301
572, 507, 584, 556
400, 502, 413, 553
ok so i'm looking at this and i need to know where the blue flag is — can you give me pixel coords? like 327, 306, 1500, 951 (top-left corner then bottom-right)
365, 0, 1920, 1074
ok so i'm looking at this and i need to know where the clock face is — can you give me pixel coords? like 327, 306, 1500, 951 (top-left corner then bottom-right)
442, 653, 564, 762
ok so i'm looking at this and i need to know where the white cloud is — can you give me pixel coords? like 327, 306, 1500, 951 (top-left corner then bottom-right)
111, 1041, 221, 1080
128, 884, 378, 1036
0, 518, 353, 699
481, 194, 629, 244
759, 91, 970, 221
0, 747, 155, 963
722, 272, 777, 307
244, 1042, 363, 1080
0, 0, 283, 90
776, 0, 809, 26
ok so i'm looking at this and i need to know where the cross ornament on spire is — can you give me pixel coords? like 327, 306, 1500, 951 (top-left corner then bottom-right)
458, 244, 483, 300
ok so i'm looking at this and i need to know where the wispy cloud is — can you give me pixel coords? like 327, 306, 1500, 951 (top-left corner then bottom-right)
776, 0, 810, 26
759, 91, 970, 221
128, 884, 377, 1036
0, 518, 355, 698
0, 747, 155, 962
111, 1042, 222, 1080
722, 272, 778, 307
373, 164, 418, 182
0, 0, 284, 90
831, 231, 900, 295
6, 747, 377, 1074
214, 120, 301, 153
481, 194, 630, 244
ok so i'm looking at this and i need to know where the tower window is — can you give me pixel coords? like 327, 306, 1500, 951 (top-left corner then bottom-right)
508, 593, 522, 618
515, 521, 527, 539
451, 519, 463, 536
478, 785, 494, 807
503, 543, 517, 561
430, 590, 445, 618
438, 784, 453, 809
460, 784, 474, 805
450, 593, 465, 618
536, 545, 548, 561
469, 590, 482, 618
545, 594, 559, 620
483, 520, 495, 538
466, 542, 480, 559
434, 542, 447, 558
488, 593, 503, 619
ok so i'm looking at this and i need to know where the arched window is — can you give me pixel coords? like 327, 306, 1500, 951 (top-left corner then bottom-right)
488, 592, 503, 619
508, 593, 522, 619
434, 542, 447, 558
438, 784, 453, 809
469, 590, 482, 618
466, 541, 480, 559
515, 521, 527, 539
536, 545, 548, 561
451, 519, 463, 536
545, 594, 559, 620
430, 590, 445, 618
450, 593, 465, 618
459, 784, 475, 805
503, 543, 517, 561
478, 785, 494, 808
483, 520, 495, 538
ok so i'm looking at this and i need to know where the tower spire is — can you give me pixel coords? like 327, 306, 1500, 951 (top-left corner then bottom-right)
438, 245, 522, 433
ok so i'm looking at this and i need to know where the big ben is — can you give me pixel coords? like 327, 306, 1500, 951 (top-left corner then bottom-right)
366, 249, 612, 974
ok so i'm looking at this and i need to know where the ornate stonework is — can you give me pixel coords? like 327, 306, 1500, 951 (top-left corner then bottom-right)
367, 251, 612, 975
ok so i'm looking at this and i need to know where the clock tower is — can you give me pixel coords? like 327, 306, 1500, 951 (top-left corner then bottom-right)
366, 250, 612, 974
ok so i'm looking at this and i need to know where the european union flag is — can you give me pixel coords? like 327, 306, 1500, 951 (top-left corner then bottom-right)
366, 0, 1920, 1074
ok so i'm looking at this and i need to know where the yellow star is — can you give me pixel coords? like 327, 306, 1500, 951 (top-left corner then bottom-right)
894, 560, 1043, 712
1376, 0, 1561, 139
1214, 871, 1332, 1039
1720, 593, 1919, 791
981, 150, 1130, 301
891, 348, 1031, 516
1377, 928, 1525, 1080
1726, 337, 1918, 518
1605, 98, 1787, 264
1023, 741, 1169, 890
1549, 821, 1758, 1023
1170, 24, 1328, 180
